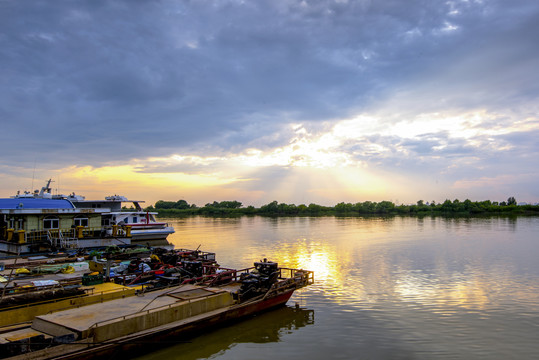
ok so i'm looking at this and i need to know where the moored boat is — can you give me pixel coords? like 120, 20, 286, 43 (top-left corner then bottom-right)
0, 180, 174, 255
0, 197, 132, 255
0, 259, 313, 360
0, 247, 218, 326
69, 194, 175, 242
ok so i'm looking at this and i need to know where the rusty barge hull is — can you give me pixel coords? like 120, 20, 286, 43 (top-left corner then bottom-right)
3, 264, 314, 360
11, 290, 295, 360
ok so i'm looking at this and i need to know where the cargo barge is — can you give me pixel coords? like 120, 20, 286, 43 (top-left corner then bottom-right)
0, 248, 219, 326
0, 260, 314, 359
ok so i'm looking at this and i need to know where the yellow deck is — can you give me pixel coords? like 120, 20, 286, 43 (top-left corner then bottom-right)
0, 282, 141, 327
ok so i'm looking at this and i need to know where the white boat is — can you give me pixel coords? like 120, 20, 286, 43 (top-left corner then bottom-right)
95, 196, 175, 241
52, 186, 175, 242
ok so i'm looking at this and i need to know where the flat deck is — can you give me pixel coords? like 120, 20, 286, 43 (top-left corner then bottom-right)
0, 327, 51, 345
33, 284, 228, 335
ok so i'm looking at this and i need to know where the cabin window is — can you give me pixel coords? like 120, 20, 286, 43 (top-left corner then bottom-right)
43, 216, 59, 229
132, 216, 138, 223
74, 216, 88, 227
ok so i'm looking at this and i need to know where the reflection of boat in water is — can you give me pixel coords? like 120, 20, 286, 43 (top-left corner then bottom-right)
225, 304, 315, 343
0, 180, 174, 255
141, 305, 315, 359
0, 259, 314, 360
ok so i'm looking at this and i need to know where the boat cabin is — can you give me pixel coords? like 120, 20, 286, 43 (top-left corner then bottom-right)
0, 198, 114, 254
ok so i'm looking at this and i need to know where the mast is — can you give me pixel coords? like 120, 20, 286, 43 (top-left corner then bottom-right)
38, 179, 53, 197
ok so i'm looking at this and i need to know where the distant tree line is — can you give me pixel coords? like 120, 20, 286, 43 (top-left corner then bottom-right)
147, 197, 539, 217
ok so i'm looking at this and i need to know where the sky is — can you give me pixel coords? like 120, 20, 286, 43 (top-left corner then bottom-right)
1, 0, 538, 207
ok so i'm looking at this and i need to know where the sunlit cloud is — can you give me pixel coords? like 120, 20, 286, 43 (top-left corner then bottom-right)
25, 108, 539, 204
2, 0, 539, 205
453, 174, 530, 190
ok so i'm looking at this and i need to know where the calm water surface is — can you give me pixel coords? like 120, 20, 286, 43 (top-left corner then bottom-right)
136, 216, 539, 360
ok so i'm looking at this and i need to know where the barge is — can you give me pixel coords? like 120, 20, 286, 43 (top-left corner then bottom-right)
0, 248, 218, 325
0, 260, 314, 359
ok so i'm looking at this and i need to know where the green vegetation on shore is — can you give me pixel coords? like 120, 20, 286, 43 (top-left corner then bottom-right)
145, 197, 539, 217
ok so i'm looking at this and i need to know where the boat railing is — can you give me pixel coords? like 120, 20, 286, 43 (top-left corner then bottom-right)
278, 267, 315, 286
46, 229, 79, 249
178, 265, 259, 286
199, 266, 314, 288
18, 227, 126, 245
175, 249, 216, 262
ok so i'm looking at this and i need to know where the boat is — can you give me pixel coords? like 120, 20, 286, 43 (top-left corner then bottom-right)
77, 195, 175, 242
31, 180, 174, 242
0, 259, 314, 359
0, 248, 218, 326
0, 180, 174, 255
0, 197, 132, 255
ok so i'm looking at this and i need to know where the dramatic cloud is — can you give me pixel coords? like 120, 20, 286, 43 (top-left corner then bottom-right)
1, 0, 538, 204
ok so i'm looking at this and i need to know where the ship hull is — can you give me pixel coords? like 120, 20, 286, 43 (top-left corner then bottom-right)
11, 290, 295, 360
129, 227, 175, 241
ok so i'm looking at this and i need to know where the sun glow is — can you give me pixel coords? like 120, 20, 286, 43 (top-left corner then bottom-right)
239, 124, 355, 169
29, 164, 245, 205
7, 108, 530, 206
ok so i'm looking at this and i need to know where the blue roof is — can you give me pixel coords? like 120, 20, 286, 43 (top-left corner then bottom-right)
0, 198, 75, 210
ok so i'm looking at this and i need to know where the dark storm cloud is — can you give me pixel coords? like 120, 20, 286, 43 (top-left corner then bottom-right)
1, 0, 538, 169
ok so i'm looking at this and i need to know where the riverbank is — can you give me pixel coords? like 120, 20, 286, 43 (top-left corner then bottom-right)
153, 200, 539, 217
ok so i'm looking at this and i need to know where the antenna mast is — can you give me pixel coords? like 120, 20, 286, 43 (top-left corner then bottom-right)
31, 159, 36, 192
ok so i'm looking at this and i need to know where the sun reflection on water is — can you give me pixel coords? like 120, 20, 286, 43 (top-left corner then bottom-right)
165, 216, 539, 316
155, 216, 539, 360
393, 269, 493, 311
278, 243, 335, 280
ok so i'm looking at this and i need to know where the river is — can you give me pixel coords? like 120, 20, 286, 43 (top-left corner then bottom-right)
136, 215, 539, 360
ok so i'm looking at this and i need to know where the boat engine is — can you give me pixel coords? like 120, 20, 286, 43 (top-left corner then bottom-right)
238, 259, 280, 299
182, 261, 203, 278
